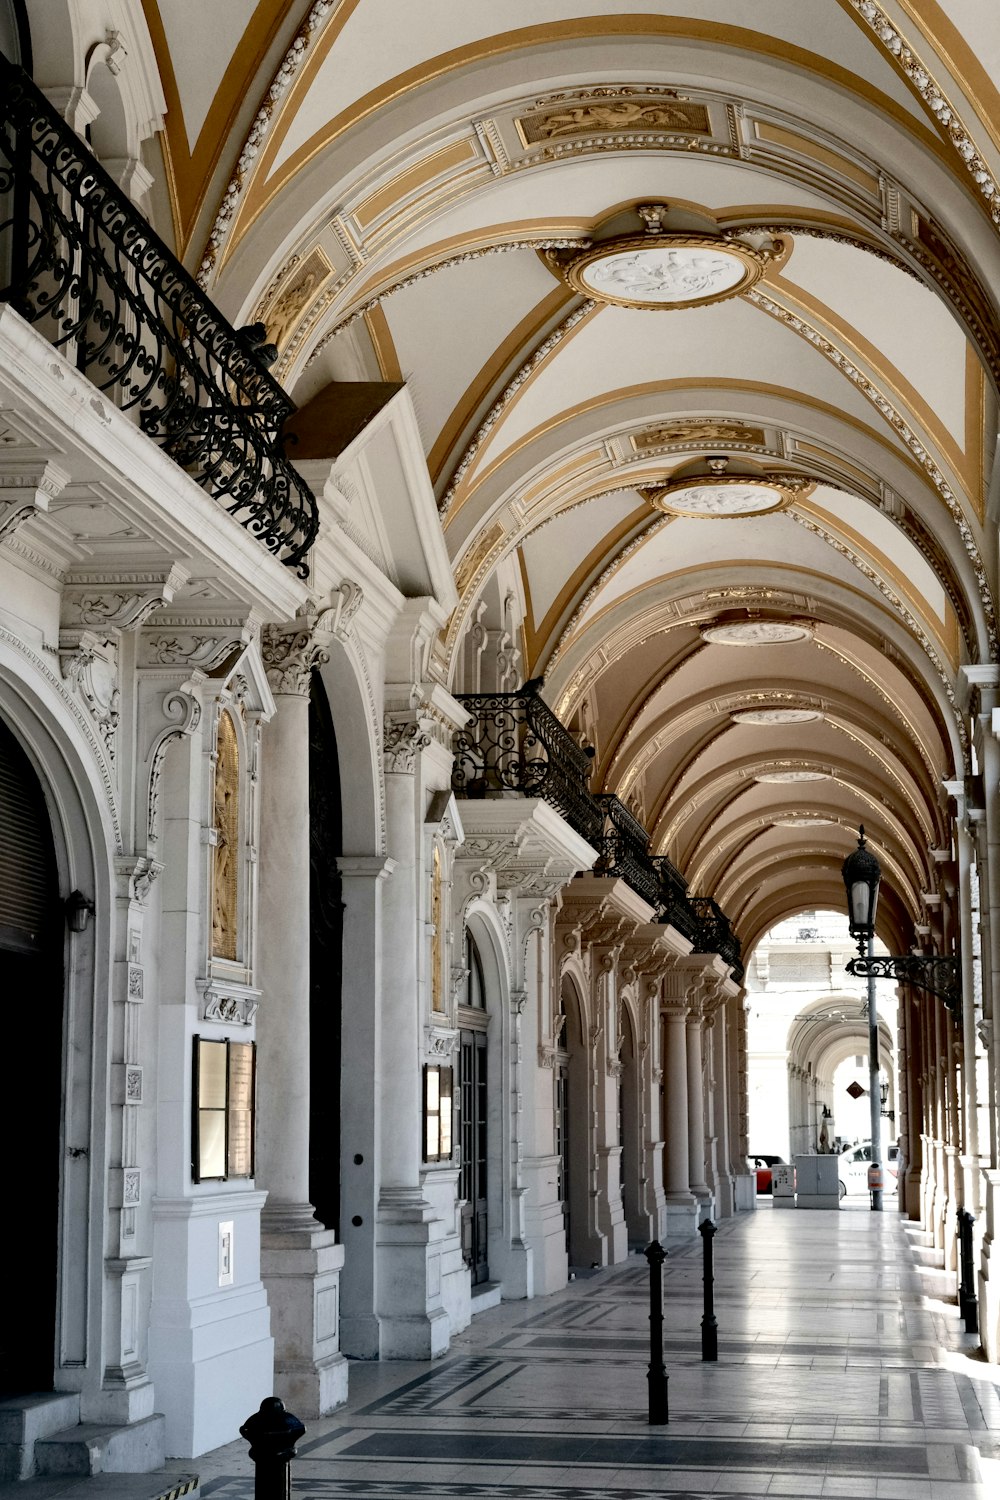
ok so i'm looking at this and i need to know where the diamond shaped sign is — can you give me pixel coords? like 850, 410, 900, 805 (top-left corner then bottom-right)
846, 1081, 866, 1100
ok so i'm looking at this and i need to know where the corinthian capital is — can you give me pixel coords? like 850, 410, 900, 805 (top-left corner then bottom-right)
382, 712, 431, 773
262, 614, 333, 695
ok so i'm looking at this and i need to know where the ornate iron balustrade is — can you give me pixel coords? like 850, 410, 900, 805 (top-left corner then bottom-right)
593, 794, 660, 907
452, 681, 602, 844
650, 855, 701, 944
687, 896, 743, 978
0, 57, 318, 575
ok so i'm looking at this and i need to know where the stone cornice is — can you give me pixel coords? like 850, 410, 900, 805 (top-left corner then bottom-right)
456, 797, 596, 896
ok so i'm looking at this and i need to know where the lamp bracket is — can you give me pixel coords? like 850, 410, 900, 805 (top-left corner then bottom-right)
846, 953, 959, 1010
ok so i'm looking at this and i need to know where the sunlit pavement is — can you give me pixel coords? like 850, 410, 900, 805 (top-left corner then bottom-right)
180, 1200, 999, 1499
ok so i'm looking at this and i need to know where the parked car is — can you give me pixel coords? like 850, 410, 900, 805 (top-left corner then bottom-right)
749, 1154, 786, 1194
837, 1142, 899, 1197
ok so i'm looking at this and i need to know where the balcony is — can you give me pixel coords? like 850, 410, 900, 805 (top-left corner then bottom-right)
451, 680, 602, 845
452, 683, 743, 976
593, 794, 660, 908
687, 896, 744, 979
0, 57, 318, 576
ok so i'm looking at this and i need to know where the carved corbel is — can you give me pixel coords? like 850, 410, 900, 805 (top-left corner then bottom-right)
115, 855, 164, 906
58, 629, 122, 764
0, 458, 69, 540
62, 564, 189, 640
427, 1026, 459, 1058
317, 579, 364, 642
146, 684, 203, 846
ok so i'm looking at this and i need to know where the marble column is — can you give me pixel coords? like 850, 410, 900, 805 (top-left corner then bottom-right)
375, 712, 449, 1359
632, 975, 666, 1243
592, 946, 628, 1264
946, 790, 983, 1216
338, 854, 393, 1358
662, 981, 697, 1241
257, 618, 346, 1415
705, 1007, 734, 1216
686, 1003, 711, 1212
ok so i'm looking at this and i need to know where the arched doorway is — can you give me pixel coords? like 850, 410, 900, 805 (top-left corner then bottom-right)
459, 930, 489, 1284
308, 677, 343, 1231
558, 975, 590, 1267
0, 715, 62, 1393
619, 1004, 642, 1243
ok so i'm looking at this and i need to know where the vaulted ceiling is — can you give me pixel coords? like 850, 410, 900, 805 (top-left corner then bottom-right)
114, 1, 1000, 952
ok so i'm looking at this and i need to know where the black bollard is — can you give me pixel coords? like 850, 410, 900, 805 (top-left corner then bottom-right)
643, 1239, 669, 1424
699, 1218, 718, 1361
957, 1208, 979, 1335
240, 1397, 306, 1500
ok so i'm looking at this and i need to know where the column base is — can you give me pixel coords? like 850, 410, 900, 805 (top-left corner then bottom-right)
523, 1156, 568, 1295
149, 1192, 273, 1457
733, 1172, 756, 1211
662, 1194, 699, 1243
489, 1234, 534, 1301
375, 1187, 451, 1359
261, 1213, 347, 1419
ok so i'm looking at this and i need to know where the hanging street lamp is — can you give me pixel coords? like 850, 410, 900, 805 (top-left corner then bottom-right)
841, 827, 885, 1211
841, 827, 961, 1210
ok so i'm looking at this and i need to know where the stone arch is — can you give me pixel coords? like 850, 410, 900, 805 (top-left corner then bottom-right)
0, 639, 116, 1410
316, 636, 382, 858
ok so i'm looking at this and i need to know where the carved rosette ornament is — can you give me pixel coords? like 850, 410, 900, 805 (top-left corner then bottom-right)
262, 617, 331, 695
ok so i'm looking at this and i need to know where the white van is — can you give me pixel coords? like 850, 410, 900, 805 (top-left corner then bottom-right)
838, 1142, 899, 1197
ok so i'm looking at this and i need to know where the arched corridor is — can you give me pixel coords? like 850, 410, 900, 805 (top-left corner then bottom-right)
2, 1, 1000, 1488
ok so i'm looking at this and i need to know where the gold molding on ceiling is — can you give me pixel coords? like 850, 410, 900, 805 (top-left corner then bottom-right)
212, 15, 951, 274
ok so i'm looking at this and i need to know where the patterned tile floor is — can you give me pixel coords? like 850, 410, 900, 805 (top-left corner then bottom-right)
176, 1203, 1000, 1499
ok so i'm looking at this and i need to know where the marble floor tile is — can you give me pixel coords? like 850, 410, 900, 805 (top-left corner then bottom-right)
179, 1205, 996, 1500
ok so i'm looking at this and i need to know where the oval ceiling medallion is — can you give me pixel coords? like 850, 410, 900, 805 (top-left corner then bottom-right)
754, 769, 829, 783
701, 620, 814, 646
775, 816, 835, 827
551, 233, 767, 309
646, 456, 813, 518
733, 708, 823, 725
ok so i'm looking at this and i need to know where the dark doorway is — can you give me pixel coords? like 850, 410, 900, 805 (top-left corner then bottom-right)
459, 932, 489, 1283
555, 1062, 570, 1253
0, 718, 61, 1394
308, 678, 343, 1232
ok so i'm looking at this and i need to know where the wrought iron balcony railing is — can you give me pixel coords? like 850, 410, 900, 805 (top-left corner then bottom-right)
593, 794, 660, 908
451, 680, 602, 846
650, 855, 701, 944
687, 896, 744, 979
0, 57, 318, 575
452, 683, 743, 975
